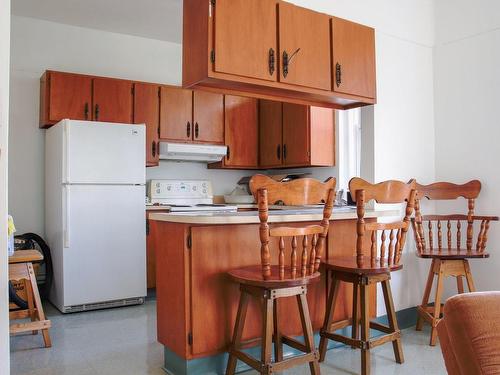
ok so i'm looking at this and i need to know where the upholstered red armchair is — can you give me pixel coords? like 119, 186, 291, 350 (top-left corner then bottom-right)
438, 292, 500, 374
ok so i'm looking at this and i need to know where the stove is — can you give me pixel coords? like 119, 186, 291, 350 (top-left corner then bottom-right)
148, 179, 237, 212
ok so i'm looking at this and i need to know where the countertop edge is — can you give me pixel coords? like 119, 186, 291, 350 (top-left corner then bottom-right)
149, 209, 400, 225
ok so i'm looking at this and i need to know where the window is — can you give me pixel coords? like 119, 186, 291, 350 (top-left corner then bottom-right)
338, 108, 361, 193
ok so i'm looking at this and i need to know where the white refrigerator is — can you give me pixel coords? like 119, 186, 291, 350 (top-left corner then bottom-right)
45, 120, 147, 313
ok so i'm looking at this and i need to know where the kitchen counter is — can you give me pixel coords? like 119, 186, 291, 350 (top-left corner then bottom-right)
149, 207, 398, 224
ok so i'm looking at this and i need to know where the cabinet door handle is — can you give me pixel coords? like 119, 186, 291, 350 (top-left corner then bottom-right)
194, 122, 199, 138
336, 62, 342, 87
282, 48, 301, 78
283, 144, 287, 160
84, 103, 89, 120
268, 48, 275, 76
186, 122, 191, 138
152, 141, 156, 157
226, 146, 230, 160
95, 104, 100, 121
277, 144, 281, 160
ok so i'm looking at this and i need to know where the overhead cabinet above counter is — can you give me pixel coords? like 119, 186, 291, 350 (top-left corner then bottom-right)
183, 0, 376, 109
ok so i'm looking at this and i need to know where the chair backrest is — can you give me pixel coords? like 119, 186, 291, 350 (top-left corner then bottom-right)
249, 174, 336, 280
349, 178, 417, 266
412, 180, 498, 253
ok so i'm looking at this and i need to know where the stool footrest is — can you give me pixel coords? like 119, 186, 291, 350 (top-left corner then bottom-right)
10, 320, 51, 334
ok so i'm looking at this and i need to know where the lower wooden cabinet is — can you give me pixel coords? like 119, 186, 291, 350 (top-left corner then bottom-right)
260, 100, 336, 168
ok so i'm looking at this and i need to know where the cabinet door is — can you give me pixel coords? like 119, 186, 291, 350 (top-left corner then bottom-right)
92, 78, 133, 123
224, 96, 258, 168
282, 103, 310, 166
134, 83, 160, 167
310, 107, 335, 166
159, 87, 193, 142
278, 3, 331, 90
259, 100, 283, 168
332, 17, 376, 99
193, 91, 224, 144
48, 72, 92, 123
214, 0, 278, 82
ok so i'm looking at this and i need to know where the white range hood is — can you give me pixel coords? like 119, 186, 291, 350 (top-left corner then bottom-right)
159, 142, 227, 162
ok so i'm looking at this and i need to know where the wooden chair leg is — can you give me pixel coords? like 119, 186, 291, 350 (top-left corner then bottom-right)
417, 260, 435, 331
319, 275, 341, 362
273, 298, 283, 362
456, 276, 464, 294
24, 279, 37, 335
381, 279, 404, 364
297, 292, 320, 375
261, 295, 274, 375
351, 283, 359, 349
430, 264, 445, 346
360, 283, 370, 375
464, 261, 476, 292
226, 290, 250, 375
28, 263, 51, 347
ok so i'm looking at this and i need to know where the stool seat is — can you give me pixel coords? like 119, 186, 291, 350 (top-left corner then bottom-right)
228, 265, 320, 288
417, 249, 489, 259
323, 256, 403, 275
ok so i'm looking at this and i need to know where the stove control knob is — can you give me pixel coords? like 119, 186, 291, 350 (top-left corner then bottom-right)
193, 186, 197, 191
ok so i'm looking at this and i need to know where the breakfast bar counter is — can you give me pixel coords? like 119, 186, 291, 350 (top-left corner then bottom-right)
150, 208, 397, 375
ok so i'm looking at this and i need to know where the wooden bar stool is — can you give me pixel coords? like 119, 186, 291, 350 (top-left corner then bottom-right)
319, 178, 416, 375
411, 180, 499, 346
225, 174, 336, 375
9, 249, 52, 347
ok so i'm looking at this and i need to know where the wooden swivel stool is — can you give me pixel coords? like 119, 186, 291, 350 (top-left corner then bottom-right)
319, 178, 416, 375
412, 180, 498, 346
226, 174, 336, 375
9, 249, 52, 347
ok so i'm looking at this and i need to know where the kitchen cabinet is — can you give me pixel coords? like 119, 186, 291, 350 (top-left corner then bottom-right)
39, 71, 92, 128
213, 0, 278, 82
192, 91, 224, 144
159, 86, 193, 142
92, 78, 133, 123
134, 83, 160, 167
259, 100, 335, 168
278, 2, 331, 90
211, 95, 258, 169
183, 0, 376, 109
332, 17, 376, 99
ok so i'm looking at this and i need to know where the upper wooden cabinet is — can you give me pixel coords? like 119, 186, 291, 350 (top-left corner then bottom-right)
332, 17, 376, 99
183, 0, 376, 109
212, 95, 258, 169
134, 83, 160, 167
278, 2, 331, 90
259, 100, 335, 168
92, 78, 133, 123
159, 86, 193, 142
213, 0, 277, 82
193, 91, 224, 144
40, 71, 92, 128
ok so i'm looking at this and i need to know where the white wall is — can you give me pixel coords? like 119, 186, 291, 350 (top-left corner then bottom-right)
0, 0, 10, 372
434, 1, 500, 292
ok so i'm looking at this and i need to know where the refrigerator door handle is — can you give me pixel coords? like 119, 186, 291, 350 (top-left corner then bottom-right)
63, 185, 70, 248
64, 122, 71, 183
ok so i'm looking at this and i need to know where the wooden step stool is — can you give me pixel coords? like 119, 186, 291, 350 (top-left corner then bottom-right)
9, 250, 52, 347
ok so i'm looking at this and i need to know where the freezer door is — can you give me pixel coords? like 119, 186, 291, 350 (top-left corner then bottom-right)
63, 120, 146, 184
62, 184, 146, 307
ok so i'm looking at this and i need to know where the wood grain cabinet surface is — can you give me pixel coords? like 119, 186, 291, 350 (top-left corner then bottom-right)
193, 91, 224, 144
159, 86, 193, 143
332, 17, 376, 99
92, 77, 133, 123
39, 71, 92, 128
134, 83, 160, 167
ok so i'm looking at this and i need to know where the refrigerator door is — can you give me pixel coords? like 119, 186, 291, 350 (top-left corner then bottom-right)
62, 184, 146, 307
62, 120, 146, 184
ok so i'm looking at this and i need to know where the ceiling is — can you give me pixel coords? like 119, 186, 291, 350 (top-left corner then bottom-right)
11, 0, 183, 44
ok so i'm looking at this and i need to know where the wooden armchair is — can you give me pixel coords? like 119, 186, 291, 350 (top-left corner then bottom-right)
412, 180, 499, 346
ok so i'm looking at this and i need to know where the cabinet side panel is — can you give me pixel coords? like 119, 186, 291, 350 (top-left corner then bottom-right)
39, 72, 50, 128
154, 222, 190, 358
183, 0, 210, 87
310, 107, 335, 166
